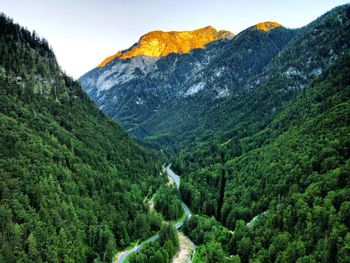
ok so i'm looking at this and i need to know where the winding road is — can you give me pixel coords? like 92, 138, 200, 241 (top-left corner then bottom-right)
115, 164, 195, 263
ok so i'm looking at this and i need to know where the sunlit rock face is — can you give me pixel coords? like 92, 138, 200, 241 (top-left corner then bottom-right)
98, 26, 234, 67
255, 21, 282, 31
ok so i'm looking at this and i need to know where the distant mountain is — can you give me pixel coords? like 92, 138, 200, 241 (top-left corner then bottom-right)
0, 14, 163, 262
80, 6, 349, 155
98, 26, 234, 67
79, 22, 293, 149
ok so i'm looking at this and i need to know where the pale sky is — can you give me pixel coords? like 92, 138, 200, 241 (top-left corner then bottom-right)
1, 0, 349, 79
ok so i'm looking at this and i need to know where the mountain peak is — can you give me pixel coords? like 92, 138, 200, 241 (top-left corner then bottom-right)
255, 21, 282, 31
98, 26, 234, 67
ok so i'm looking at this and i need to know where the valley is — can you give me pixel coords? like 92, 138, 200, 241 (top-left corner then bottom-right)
79, 4, 350, 262
0, 2, 349, 263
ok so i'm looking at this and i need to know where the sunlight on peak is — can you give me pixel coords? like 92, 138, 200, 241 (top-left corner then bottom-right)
255, 21, 282, 31
98, 26, 234, 67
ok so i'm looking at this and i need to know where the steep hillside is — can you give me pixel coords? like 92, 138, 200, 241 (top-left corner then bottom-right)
135, 24, 297, 149
80, 6, 349, 158
0, 14, 164, 262
168, 4, 350, 157
146, 6, 349, 154
171, 4, 349, 215
80, 26, 233, 140
80, 23, 296, 152
179, 50, 350, 263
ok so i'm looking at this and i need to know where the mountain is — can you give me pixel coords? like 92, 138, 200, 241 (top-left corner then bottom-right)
80, 4, 350, 262
181, 52, 350, 262
80, 26, 233, 142
80, 5, 349, 154
79, 22, 294, 150
99, 26, 234, 67
0, 14, 164, 262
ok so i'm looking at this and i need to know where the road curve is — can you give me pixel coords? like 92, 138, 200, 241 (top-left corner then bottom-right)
166, 164, 180, 189
116, 234, 159, 263
115, 164, 194, 263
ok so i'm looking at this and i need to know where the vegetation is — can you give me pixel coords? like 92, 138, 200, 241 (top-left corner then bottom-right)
183, 215, 233, 262
129, 223, 179, 263
0, 13, 165, 262
154, 185, 183, 220
175, 52, 350, 261
1, 4, 349, 263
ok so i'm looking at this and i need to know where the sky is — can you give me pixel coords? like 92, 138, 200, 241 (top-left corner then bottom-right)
1, 0, 349, 79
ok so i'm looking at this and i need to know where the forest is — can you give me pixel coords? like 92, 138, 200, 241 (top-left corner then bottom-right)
175, 52, 350, 262
0, 4, 350, 263
154, 185, 183, 221
129, 224, 179, 263
0, 13, 165, 262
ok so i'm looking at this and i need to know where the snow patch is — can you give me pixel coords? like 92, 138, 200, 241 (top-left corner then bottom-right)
184, 82, 205, 97
135, 97, 144, 105
283, 66, 301, 78
193, 61, 206, 73
216, 88, 230, 98
97, 95, 106, 103
214, 67, 226, 77
95, 56, 158, 93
